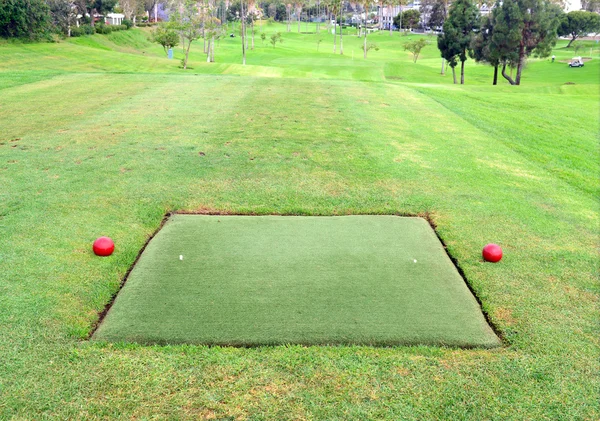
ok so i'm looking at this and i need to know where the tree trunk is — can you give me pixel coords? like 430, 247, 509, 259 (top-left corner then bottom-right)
90, 8, 96, 26
515, 47, 525, 85
207, 39, 211, 62
389, 6, 392, 35
501, 64, 516, 85
493, 64, 498, 85
251, 20, 255, 50
333, 25, 337, 53
154, 3, 158, 23
460, 59, 465, 84
184, 41, 192, 69
339, 2, 343, 55
241, 0, 246, 65
363, 28, 367, 58
441, 58, 445, 75
211, 36, 215, 62
451, 65, 456, 84
515, 60, 524, 85
298, 7, 301, 32
566, 35, 576, 48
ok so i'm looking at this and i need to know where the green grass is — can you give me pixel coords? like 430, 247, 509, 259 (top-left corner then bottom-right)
93, 215, 500, 348
0, 24, 598, 419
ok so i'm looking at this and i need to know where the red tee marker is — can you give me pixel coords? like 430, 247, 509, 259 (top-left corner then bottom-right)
482, 243, 502, 263
93, 237, 115, 256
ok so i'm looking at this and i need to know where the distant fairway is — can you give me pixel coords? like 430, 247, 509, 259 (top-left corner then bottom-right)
0, 24, 598, 419
93, 215, 500, 347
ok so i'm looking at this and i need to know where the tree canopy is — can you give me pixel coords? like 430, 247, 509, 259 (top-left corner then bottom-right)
558, 11, 600, 48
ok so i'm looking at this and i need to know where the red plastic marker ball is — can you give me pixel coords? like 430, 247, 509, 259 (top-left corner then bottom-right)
482, 243, 502, 263
93, 237, 115, 256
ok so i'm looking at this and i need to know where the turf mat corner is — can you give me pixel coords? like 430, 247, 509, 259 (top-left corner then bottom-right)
92, 215, 501, 348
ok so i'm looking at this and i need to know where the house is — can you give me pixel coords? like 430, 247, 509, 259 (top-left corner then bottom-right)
105, 13, 125, 25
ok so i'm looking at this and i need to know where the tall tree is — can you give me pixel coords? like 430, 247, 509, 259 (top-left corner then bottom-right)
119, 0, 139, 20
429, 0, 448, 73
74, 0, 117, 26
437, 23, 461, 83
558, 10, 600, 48
46, 0, 79, 36
393, 8, 420, 30
338, 0, 343, 54
497, 0, 561, 85
360, 0, 370, 58
440, 0, 479, 84
471, 11, 501, 84
489, 0, 521, 84
168, 0, 203, 69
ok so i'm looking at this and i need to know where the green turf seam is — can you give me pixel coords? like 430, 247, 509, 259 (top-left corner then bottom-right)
88, 210, 504, 347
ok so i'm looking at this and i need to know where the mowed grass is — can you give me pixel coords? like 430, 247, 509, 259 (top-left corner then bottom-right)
0, 25, 598, 419
94, 215, 501, 348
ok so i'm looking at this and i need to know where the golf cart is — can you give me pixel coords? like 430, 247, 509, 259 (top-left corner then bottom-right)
569, 57, 584, 68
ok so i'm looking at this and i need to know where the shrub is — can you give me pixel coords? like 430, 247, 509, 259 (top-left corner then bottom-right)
95, 24, 112, 34
81, 24, 95, 35
0, 0, 50, 39
70, 26, 84, 37
137, 22, 148, 27
122, 19, 133, 29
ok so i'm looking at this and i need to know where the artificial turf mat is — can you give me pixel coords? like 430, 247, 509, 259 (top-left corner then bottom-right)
92, 215, 501, 348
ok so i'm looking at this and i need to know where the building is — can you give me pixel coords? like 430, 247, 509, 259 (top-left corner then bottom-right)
105, 13, 125, 25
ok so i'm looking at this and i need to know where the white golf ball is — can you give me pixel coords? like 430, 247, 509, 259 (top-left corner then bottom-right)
179, 255, 183, 260
413, 259, 417, 263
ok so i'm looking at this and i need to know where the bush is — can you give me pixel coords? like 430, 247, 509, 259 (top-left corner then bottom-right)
0, 0, 50, 39
122, 19, 133, 29
81, 24, 95, 35
137, 22, 148, 27
70, 26, 84, 37
95, 24, 112, 34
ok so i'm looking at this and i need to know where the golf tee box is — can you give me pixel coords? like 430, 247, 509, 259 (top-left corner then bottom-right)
93, 215, 500, 348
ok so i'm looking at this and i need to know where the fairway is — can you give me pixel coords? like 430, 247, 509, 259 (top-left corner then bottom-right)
93, 215, 500, 347
1, 21, 598, 420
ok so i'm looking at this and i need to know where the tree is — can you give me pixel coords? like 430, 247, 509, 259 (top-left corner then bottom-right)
151, 24, 180, 55
260, 31, 266, 44
428, 0, 446, 29
437, 24, 461, 83
558, 11, 600, 48
471, 10, 504, 84
269, 30, 282, 46
359, 0, 371, 58
394, 9, 420, 30
489, 0, 521, 84
0, 0, 50, 39
495, 0, 561, 85
439, 0, 479, 84
582, 0, 600, 12
74, 0, 117, 26
119, 0, 143, 21
46, 0, 79, 36
168, 0, 203, 69
404, 37, 428, 62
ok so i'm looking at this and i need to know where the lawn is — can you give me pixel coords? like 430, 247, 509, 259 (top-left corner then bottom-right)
0, 24, 598, 419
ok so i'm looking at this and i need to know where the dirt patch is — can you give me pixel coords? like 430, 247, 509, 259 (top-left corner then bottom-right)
558, 57, 593, 63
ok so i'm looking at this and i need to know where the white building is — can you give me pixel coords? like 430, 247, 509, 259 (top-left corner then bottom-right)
377, 2, 421, 30
105, 13, 125, 25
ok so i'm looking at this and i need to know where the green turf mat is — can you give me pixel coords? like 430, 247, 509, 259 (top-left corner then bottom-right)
92, 215, 501, 347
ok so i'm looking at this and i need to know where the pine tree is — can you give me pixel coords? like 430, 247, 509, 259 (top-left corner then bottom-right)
441, 0, 479, 84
